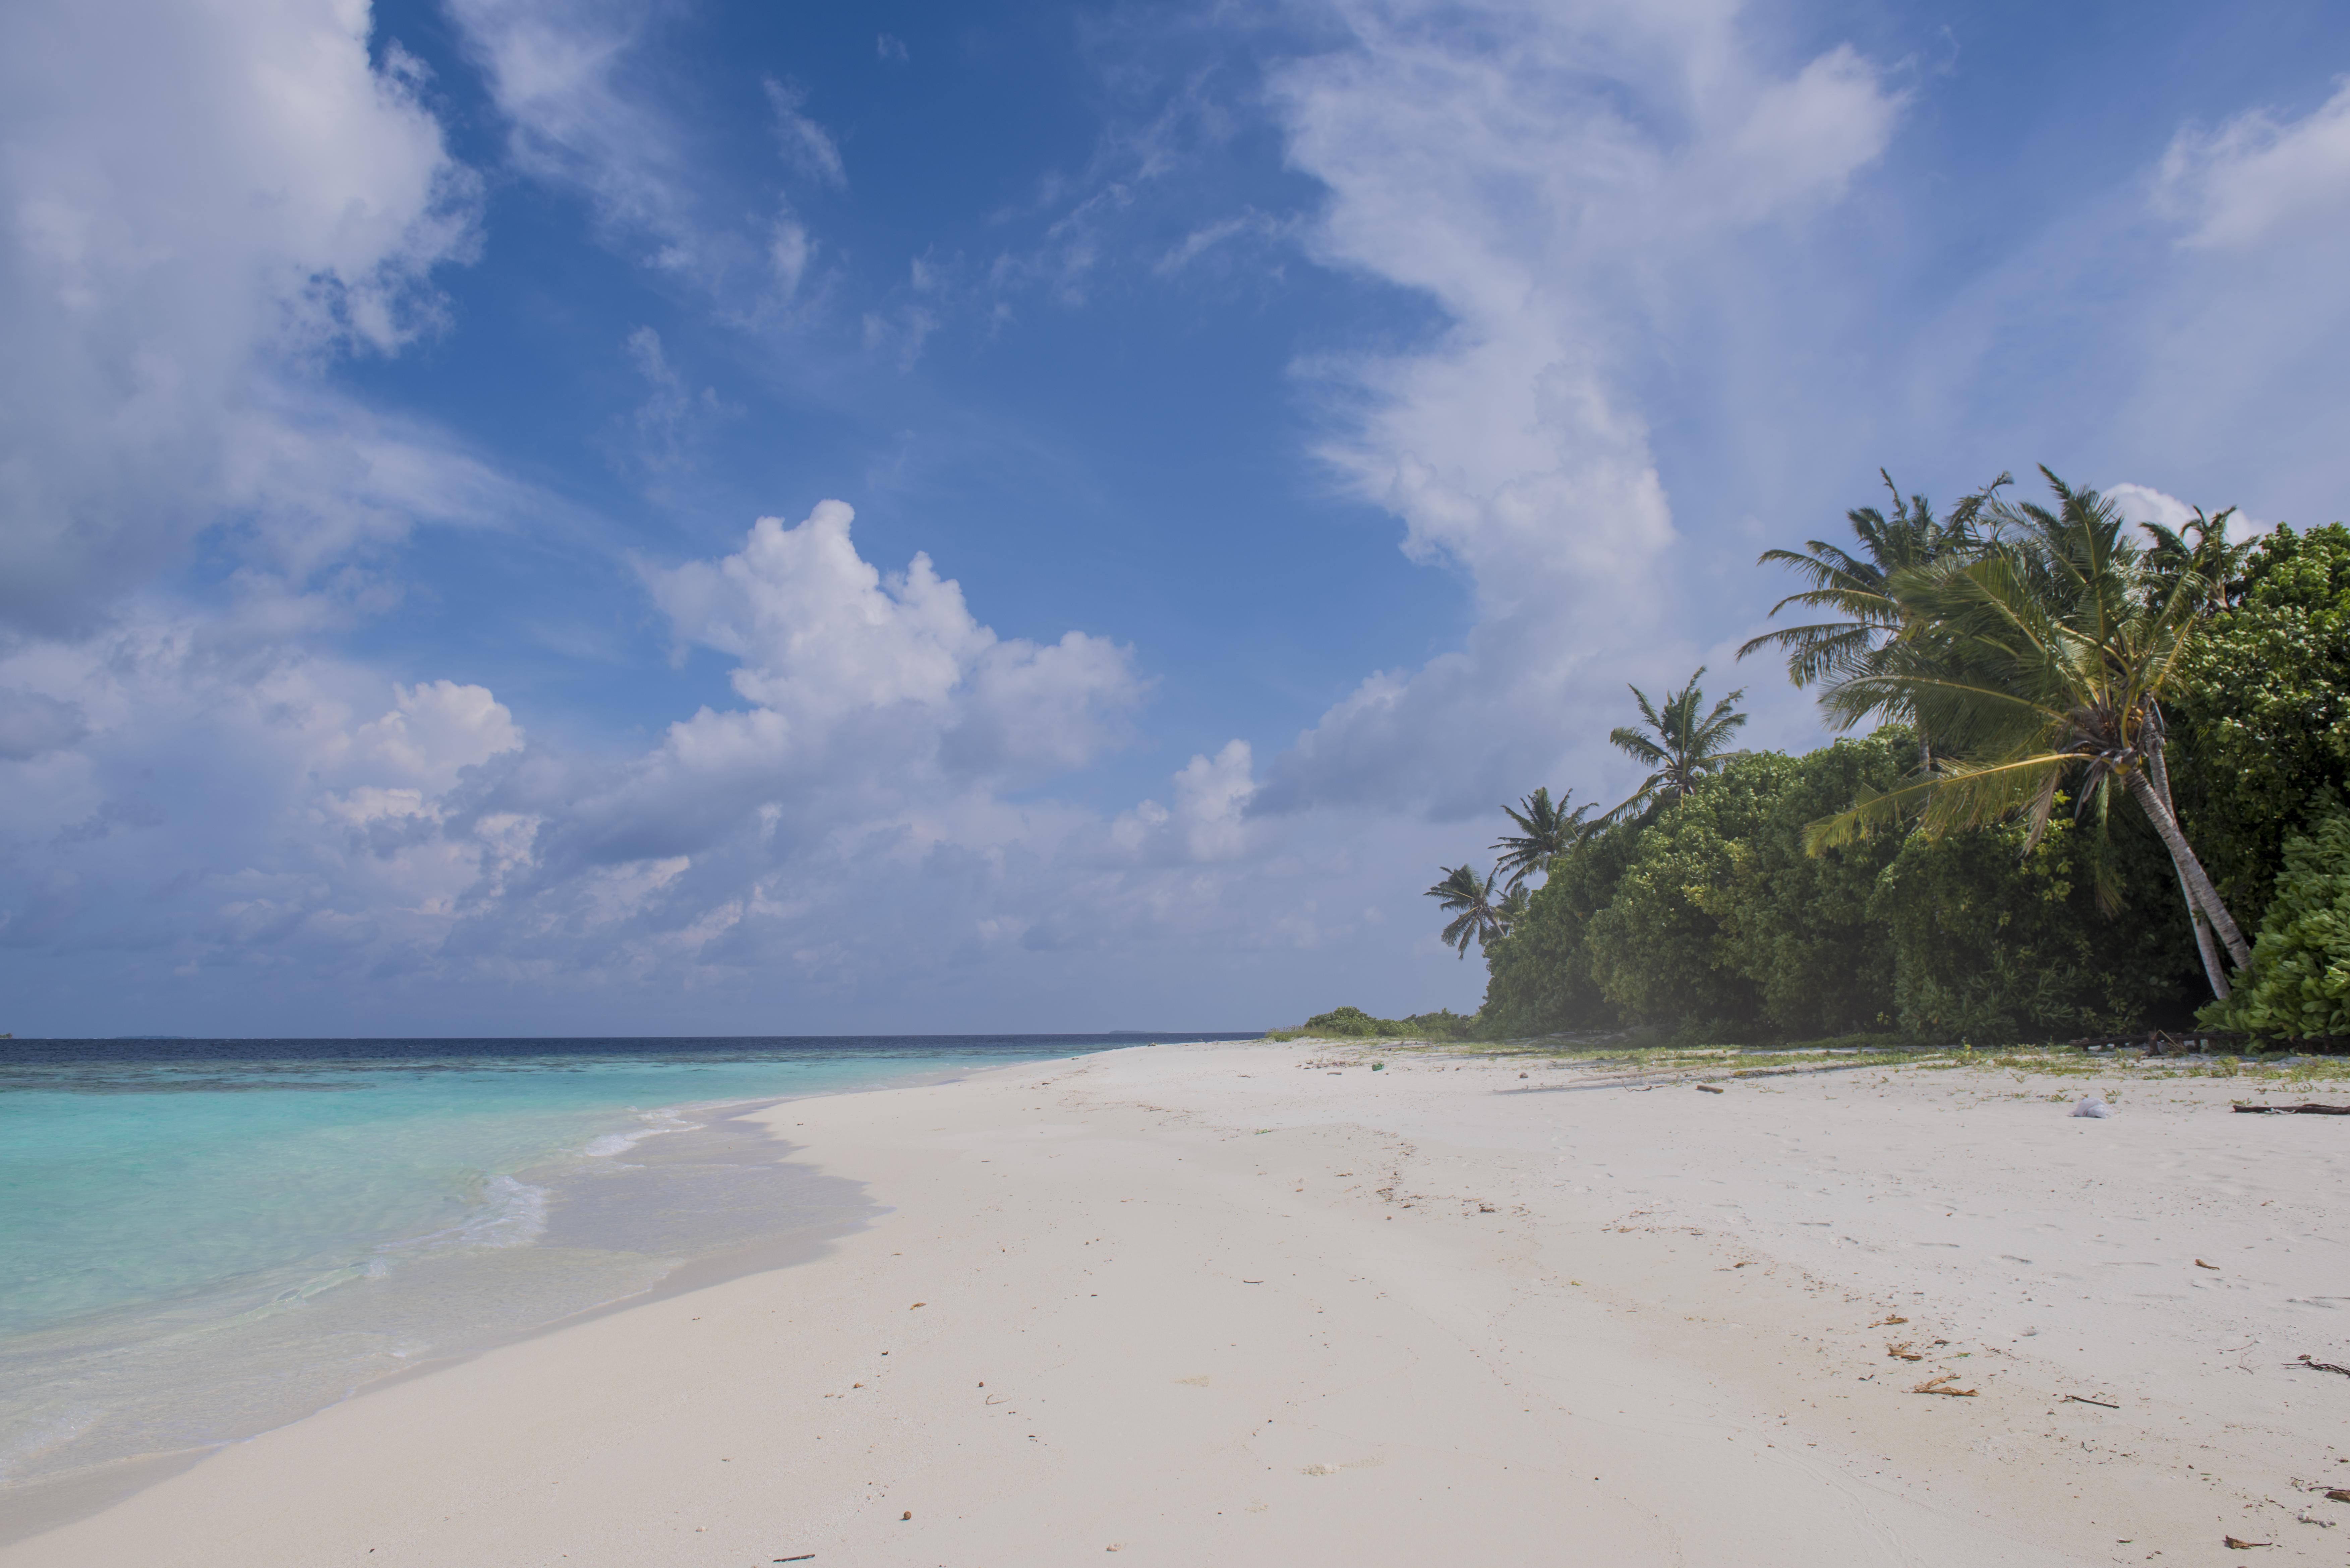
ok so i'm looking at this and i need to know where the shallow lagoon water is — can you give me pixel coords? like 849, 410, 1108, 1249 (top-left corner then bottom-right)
0, 1035, 1238, 1494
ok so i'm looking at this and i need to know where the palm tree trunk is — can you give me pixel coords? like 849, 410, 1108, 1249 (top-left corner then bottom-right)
2178, 880, 2229, 1000
2148, 735, 2230, 1000
2124, 769, 2251, 973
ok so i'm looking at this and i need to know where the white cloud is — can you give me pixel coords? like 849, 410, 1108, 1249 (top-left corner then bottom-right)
0, 0, 481, 629
647, 502, 1142, 788
2157, 78, 2350, 250
341, 681, 525, 794
765, 80, 847, 188
1258, 0, 1900, 816
448, 0, 841, 311
0, 492, 1494, 1028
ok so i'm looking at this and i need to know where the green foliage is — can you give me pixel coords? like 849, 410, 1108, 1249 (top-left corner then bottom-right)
1475, 821, 1644, 1034
2201, 811, 2350, 1038
1429, 501, 2346, 1051
2172, 524, 2350, 928
1604, 668, 1749, 822
1583, 755, 1787, 1031
1708, 735, 1913, 1036
1473, 726, 2202, 1044
1274, 1005, 1474, 1040
1492, 787, 1594, 891
1424, 863, 1508, 957
1870, 805, 2201, 1040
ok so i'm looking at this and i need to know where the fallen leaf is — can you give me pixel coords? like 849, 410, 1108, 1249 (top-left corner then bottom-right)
1911, 1375, 1977, 1397
2223, 1536, 2272, 1549
2196, 1260, 2220, 1271
909, 1302, 926, 1309
1886, 1342, 1924, 1361
1873, 1315, 1908, 1326
2327, 1489, 2350, 1504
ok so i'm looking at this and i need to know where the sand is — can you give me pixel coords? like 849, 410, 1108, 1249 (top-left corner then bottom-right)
5, 1039, 2347, 1565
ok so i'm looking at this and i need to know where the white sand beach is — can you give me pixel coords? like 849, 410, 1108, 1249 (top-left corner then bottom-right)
7, 1039, 2347, 1566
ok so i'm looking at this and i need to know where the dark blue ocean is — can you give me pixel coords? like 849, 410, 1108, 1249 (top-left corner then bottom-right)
0, 1034, 1252, 1490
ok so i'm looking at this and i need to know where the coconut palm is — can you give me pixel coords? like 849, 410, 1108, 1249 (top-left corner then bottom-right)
1737, 472, 2004, 687
1491, 787, 1593, 890
1426, 863, 1508, 958
1739, 472, 2005, 774
1805, 469, 2249, 999
1604, 669, 1749, 823
2140, 506, 2248, 615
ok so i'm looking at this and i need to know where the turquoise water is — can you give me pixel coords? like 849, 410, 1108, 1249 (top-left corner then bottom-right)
0, 1035, 1228, 1491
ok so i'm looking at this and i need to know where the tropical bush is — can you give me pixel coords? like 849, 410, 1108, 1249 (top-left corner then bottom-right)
2201, 811, 2350, 1038
2171, 524, 2350, 929
1272, 1006, 1475, 1040
1423, 472, 2339, 1048
1871, 805, 2199, 1041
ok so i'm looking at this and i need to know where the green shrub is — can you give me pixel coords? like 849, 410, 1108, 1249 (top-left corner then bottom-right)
1582, 756, 1786, 1032
1869, 806, 2200, 1041
2172, 524, 2350, 928
1475, 822, 1642, 1034
2201, 811, 2350, 1038
1277, 1005, 1475, 1040
1549, 738, 1909, 1037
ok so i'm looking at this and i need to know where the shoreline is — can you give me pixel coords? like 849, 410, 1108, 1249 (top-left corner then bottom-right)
0, 1056, 1060, 1545
5, 1038, 2344, 1564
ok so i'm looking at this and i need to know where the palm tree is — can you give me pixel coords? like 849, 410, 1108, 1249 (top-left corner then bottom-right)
1804, 469, 2249, 999
1738, 471, 2004, 769
2140, 507, 2248, 615
1491, 787, 1593, 890
1604, 669, 1749, 822
1426, 863, 1508, 958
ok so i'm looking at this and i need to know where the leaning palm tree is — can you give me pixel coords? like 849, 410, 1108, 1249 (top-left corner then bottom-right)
1426, 863, 1508, 958
1491, 787, 1593, 890
1805, 469, 2249, 999
1739, 472, 2004, 770
1604, 669, 1749, 823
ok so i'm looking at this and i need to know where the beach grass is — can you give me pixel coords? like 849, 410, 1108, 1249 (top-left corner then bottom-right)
1267, 1032, 2350, 1085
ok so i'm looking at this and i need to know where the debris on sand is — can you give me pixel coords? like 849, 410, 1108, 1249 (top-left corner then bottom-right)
1911, 1375, 1976, 1397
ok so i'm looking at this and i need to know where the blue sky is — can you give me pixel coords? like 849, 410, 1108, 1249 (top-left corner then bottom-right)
3, 0, 2347, 1036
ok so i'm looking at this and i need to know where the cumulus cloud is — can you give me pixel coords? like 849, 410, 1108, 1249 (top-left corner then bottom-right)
0, 504, 1345, 1027
0, 0, 482, 629
646, 502, 1141, 788
1256, 0, 1900, 816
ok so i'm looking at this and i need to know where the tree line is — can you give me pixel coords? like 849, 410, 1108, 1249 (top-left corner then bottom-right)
1415, 469, 2350, 1045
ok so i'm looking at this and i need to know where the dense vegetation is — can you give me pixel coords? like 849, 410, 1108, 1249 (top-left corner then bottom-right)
1293, 476, 2350, 1046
